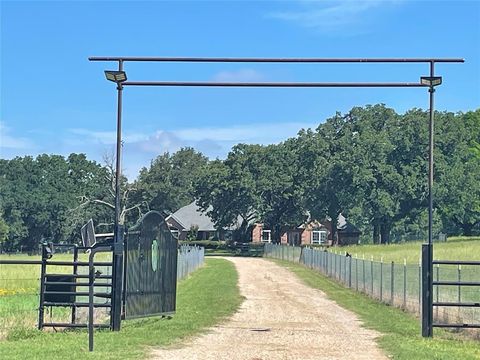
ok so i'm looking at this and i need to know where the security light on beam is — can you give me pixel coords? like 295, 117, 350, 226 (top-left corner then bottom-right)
105, 70, 127, 83
420, 76, 442, 87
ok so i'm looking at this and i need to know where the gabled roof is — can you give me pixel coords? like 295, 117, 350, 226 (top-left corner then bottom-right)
169, 202, 217, 232
165, 212, 187, 230
337, 214, 361, 234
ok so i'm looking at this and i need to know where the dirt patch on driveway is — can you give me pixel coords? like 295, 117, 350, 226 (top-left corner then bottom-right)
151, 257, 386, 360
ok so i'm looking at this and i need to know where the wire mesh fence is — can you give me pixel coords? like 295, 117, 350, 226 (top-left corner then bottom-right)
264, 244, 479, 330
177, 245, 205, 281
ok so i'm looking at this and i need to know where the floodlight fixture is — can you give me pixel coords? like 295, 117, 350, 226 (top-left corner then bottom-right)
104, 70, 127, 83
420, 76, 442, 87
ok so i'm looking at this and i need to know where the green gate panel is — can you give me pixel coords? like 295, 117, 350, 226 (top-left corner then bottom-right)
125, 211, 178, 319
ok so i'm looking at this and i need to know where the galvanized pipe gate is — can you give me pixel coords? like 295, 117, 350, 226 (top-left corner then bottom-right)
0, 210, 179, 351
89, 55, 466, 337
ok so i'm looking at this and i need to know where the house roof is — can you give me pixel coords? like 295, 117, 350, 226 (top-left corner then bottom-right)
337, 214, 361, 234
168, 202, 217, 232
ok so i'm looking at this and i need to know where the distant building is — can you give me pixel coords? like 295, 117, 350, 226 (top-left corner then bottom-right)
251, 214, 361, 246
167, 202, 360, 245
165, 202, 236, 241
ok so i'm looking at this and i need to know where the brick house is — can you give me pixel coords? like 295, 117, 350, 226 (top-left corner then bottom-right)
167, 202, 360, 245
251, 214, 361, 246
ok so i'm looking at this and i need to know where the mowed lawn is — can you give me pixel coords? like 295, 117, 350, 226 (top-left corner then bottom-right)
335, 237, 480, 264
0, 258, 242, 359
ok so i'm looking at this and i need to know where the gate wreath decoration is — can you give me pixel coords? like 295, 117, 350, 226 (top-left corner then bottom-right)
89, 56, 467, 338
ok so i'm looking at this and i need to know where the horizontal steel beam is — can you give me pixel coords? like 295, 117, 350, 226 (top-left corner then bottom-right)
123, 81, 425, 88
433, 281, 480, 286
433, 260, 480, 265
46, 273, 112, 279
44, 291, 111, 297
42, 323, 110, 328
46, 261, 112, 266
0, 259, 42, 265
89, 56, 465, 63
44, 281, 112, 287
43, 301, 111, 308
433, 323, 480, 329
0, 260, 113, 266
433, 302, 480, 307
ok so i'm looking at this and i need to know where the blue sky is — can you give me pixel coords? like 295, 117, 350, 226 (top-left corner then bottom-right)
1, 0, 479, 179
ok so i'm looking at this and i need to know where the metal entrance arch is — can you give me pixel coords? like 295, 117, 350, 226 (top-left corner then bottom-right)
89, 56, 464, 337
125, 211, 178, 319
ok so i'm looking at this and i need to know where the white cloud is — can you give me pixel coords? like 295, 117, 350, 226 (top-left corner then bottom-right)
134, 131, 183, 153
269, 0, 403, 33
0, 121, 33, 150
66, 121, 319, 179
212, 69, 264, 82
68, 128, 146, 144
174, 122, 314, 143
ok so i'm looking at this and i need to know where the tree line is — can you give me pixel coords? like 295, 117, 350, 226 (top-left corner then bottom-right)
1, 105, 479, 251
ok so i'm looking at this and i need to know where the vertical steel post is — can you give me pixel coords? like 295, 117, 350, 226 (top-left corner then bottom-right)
37, 243, 47, 330
422, 61, 435, 337
71, 245, 78, 325
356, 257, 359, 291
391, 261, 395, 305
122, 229, 128, 319
88, 251, 95, 352
380, 259, 383, 302
403, 259, 407, 309
348, 256, 352, 288
363, 257, 366, 292
371, 257, 374, 296
111, 60, 125, 332
435, 264, 439, 319
422, 244, 433, 336
458, 264, 461, 319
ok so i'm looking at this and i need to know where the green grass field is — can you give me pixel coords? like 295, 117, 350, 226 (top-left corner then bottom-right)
0, 252, 114, 338
0, 258, 241, 359
274, 259, 480, 360
333, 238, 480, 264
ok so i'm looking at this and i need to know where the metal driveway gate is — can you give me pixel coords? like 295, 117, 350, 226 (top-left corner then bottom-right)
124, 211, 178, 319
89, 55, 465, 338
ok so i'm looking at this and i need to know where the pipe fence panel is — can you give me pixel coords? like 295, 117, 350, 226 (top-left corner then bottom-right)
264, 244, 479, 328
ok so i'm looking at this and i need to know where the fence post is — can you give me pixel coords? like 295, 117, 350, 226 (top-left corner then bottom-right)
325, 251, 328, 275
418, 258, 421, 314
435, 264, 439, 319
371, 256, 374, 296
391, 261, 395, 305
380, 257, 383, 302
421, 244, 433, 337
362, 256, 366, 292
403, 258, 407, 309
356, 257, 359, 292
348, 256, 352, 288
458, 264, 461, 319
335, 252, 337, 280
37, 243, 48, 330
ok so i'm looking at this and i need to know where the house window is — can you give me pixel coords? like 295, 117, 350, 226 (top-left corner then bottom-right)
261, 230, 271, 243
170, 227, 180, 239
311, 230, 327, 245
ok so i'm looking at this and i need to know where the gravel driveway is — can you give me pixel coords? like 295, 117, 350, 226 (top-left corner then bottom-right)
151, 257, 386, 360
